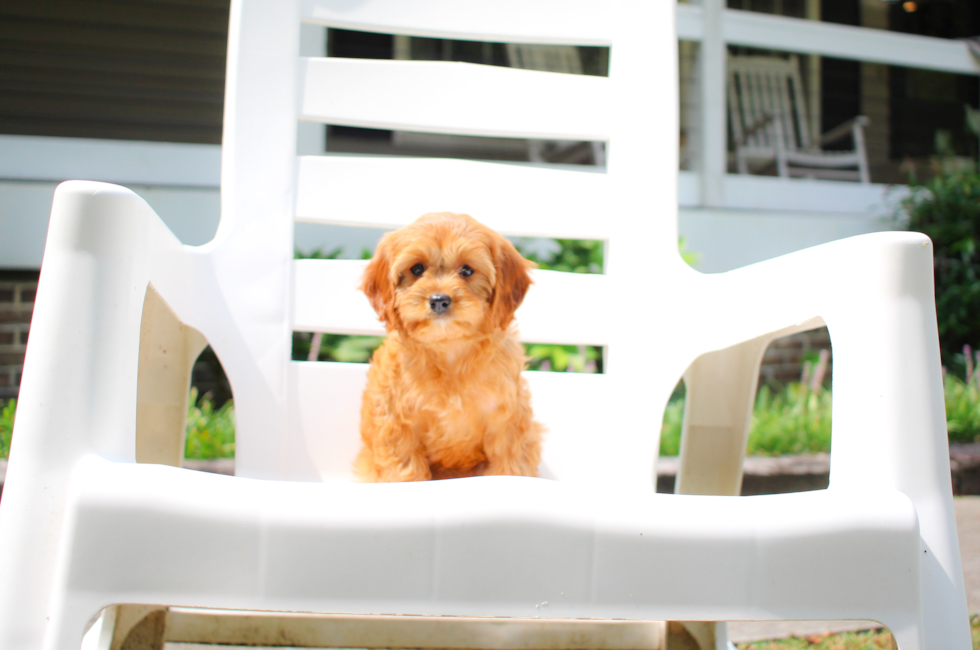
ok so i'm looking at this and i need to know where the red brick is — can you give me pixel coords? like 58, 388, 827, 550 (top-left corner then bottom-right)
0, 311, 31, 324
0, 352, 25, 366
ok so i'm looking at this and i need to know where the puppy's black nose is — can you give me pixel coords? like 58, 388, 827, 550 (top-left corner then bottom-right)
429, 294, 452, 314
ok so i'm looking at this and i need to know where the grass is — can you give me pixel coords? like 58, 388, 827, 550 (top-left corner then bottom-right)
735, 614, 980, 649
946, 345, 980, 444
660, 380, 833, 457
662, 346, 980, 457
0, 389, 235, 461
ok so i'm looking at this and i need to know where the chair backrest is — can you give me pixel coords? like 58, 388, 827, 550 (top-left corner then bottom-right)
727, 54, 810, 153
214, 0, 686, 490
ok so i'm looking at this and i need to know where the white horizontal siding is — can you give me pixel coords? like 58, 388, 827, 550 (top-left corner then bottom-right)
0, 135, 221, 187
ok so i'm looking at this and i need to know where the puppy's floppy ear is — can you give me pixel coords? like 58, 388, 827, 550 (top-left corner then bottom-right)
360, 236, 397, 328
490, 234, 535, 330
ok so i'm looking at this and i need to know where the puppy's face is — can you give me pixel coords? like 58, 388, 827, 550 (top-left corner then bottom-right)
360, 213, 533, 343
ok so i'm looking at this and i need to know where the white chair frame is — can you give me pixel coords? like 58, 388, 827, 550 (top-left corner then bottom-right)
0, 2, 970, 650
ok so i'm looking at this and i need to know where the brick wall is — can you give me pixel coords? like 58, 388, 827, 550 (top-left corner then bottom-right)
759, 326, 833, 386
0, 272, 38, 399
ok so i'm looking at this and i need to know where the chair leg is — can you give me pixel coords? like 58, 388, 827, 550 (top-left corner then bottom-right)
135, 284, 208, 467
675, 334, 771, 496
672, 336, 770, 650
853, 123, 870, 183
735, 149, 749, 175
110, 605, 168, 650
772, 120, 790, 179
887, 619, 924, 650
680, 621, 729, 650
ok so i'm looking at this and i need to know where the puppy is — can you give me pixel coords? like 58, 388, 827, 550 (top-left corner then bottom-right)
355, 212, 543, 482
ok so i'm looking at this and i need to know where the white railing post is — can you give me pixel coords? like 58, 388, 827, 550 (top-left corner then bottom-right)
698, 0, 726, 207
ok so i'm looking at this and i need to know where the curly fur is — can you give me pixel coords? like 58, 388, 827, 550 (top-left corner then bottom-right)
355, 212, 543, 482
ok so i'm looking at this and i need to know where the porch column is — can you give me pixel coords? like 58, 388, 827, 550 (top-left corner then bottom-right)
698, 0, 727, 207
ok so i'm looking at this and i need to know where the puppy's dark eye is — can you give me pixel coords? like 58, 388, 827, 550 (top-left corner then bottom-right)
459, 264, 474, 278
411, 263, 425, 277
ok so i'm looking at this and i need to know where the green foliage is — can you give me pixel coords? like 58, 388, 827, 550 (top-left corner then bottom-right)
900, 170, 980, 369
524, 343, 600, 373
0, 399, 14, 458
747, 383, 833, 456
295, 246, 373, 260
659, 397, 685, 456
294, 246, 342, 260
659, 381, 833, 457
662, 351, 833, 457
678, 236, 701, 267
945, 345, 980, 443
737, 615, 980, 649
735, 626, 899, 649
184, 388, 235, 460
519, 238, 603, 274
945, 374, 980, 443
293, 332, 385, 363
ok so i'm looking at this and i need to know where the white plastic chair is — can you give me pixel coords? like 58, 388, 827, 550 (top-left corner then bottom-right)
0, 1, 970, 650
728, 54, 871, 183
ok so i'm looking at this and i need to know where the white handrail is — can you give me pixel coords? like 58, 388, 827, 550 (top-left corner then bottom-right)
677, 4, 980, 76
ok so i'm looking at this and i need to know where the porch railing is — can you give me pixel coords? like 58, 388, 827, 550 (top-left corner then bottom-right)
678, 1, 980, 213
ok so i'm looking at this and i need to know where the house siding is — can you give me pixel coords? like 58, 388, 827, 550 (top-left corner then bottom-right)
0, 0, 229, 144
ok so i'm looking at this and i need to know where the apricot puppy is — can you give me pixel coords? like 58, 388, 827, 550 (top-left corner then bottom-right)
355, 212, 543, 482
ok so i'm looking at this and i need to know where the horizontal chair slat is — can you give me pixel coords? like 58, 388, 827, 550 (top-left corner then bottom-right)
294, 259, 383, 336
296, 155, 613, 239
293, 259, 610, 345
301, 0, 613, 45
299, 58, 610, 141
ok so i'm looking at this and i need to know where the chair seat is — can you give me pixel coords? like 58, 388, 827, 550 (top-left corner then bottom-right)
62, 457, 920, 625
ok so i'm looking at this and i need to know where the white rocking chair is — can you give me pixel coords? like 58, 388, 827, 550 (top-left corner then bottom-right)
0, 2, 970, 650
728, 54, 871, 183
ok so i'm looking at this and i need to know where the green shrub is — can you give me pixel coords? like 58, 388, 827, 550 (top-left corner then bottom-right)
660, 381, 833, 457
0, 398, 14, 458
659, 397, 685, 456
945, 345, 980, 443
525, 343, 599, 373
517, 238, 604, 274
184, 388, 235, 460
661, 352, 833, 457
901, 170, 980, 370
294, 332, 385, 363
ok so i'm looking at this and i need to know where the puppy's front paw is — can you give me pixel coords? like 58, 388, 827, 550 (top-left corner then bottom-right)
377, 457, 433, 482
484, 458, 538, 478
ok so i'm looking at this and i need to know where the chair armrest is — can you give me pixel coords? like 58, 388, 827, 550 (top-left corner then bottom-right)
736, 111, 776, 145
685, 231, 967, 648
689, 232, 944, 493
817, 115, 870, 147
13, 181, 188, 465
